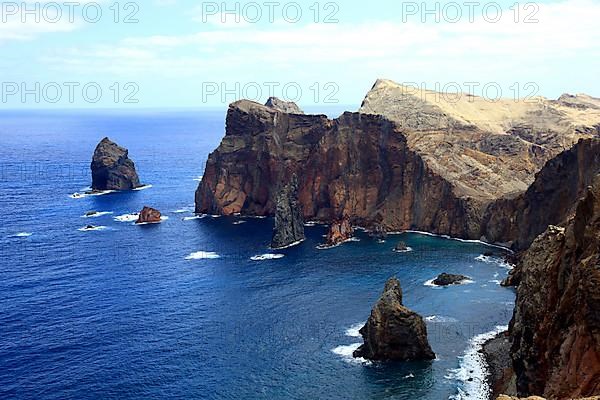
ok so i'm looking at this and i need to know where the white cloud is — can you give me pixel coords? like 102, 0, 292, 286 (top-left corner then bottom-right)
29, 0, 600, 104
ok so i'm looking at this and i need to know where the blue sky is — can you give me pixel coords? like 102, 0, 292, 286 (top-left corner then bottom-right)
1, 0, 599, 109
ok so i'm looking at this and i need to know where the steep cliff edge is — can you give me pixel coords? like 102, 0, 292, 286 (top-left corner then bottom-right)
196, 99, 480, 237
482, 138, 600, 250
508, 178, 600, 399
196, 81, 600, 240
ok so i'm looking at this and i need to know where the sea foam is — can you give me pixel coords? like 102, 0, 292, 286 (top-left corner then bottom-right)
136, 216, 169, 225
424, 278, 474, 288
392, 246, 413, 253
82, 211, 113, 218
475, 255, 514, 270
425, 315, 459, 323
447, 325, 508, 400
250, 254, 285, 261
12, 232, 32, 238
331, 343, 369, 364
133, 184, 153, 191
316, 237, 360, 250
185, 251, 221, 260
114, 213, 140, 223
70, 190, 115, 199
345, 323, 365, 338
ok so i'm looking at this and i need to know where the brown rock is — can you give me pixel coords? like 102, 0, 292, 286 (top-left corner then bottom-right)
195, 80, 600, 241
195, 100, 480, 238
482, 138, 600, 250
508, 177, 600, 399
136, 206, 162, 224
353, 277, 435, 361
324, 216, 354, 247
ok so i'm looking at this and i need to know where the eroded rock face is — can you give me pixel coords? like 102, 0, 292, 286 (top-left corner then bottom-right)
509, 177, 600, 399
196, 100, 480, 238
271, 177, 305, 249
482, 138, 600, 250
325, 217, 354, 247
353, 277, 435, 361
432, 273, 469, 286
136, 206, 162, 224
264, 97, 303, 114
91, 137, 141, 191
196, 81, 600, 242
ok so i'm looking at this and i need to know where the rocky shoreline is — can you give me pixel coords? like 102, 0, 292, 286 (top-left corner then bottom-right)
482, 331, 516, 399
195, 80, 600, 399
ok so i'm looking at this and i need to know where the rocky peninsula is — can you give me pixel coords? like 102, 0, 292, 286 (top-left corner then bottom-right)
194, 80, 600, 399
196, 81, 600, 239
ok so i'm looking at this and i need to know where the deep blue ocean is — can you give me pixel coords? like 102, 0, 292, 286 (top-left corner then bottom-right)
0, 109, 516, 400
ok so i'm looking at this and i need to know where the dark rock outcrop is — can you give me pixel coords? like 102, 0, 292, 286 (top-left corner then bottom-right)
483, 331, 516, 399
508, 177, 600, 399
196, 81, 600, 241
501, 268, 522, 288
393, 241, 409, 252
196, 100, 480, 238
136, 206, 162, 224
432, 273, 470, 286
324, 216, 354, 247
271, 177, 305, 249
264, 97, 303, 114
353, 277, 435, 361
482, 138, 600, 250
91, 137, 141, 191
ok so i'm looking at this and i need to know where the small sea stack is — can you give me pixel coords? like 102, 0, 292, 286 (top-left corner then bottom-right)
324, 216, 354, 247
271, 177, 305, 249
369, 225, 387, 241
432, 273, 470, 286
353, 277, 435, 361
393, 241, 410, 252
91, 137, 141, 191
136, 206, 162, 224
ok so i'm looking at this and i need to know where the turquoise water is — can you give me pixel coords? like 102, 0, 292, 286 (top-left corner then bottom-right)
0, 110, 515, 399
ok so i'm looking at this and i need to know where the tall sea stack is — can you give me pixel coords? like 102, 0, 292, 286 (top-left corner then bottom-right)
91, 137, 141, 191
353, 277, 435, 361
271, 176, 305, 249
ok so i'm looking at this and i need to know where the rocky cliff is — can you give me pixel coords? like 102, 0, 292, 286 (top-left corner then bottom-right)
508, 177, 600, 398
194, 82, 600, 396
482, 138, 600, 250
196, 99, 481, 237
91, 137, 141, 191
196, 81, 600, 240
353, 277, 435, 361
